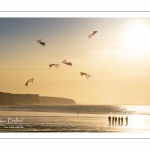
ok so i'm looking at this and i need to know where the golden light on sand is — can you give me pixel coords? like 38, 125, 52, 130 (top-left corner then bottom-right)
125, 23, 150, 54
130, 115, 148, 129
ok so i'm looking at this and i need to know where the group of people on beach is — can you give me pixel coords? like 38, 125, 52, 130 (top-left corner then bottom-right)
108, 116, 128, 126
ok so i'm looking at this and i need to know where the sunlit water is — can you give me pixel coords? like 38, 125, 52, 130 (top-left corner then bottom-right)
0, 105, 150, 132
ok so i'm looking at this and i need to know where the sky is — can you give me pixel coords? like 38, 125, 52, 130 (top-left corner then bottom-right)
1, 18, 150, 105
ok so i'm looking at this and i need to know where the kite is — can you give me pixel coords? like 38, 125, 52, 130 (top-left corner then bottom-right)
49, 64, 60, 68
37, 39, 46, 46
80, 72, 91, 79
25, 78, 34, 87
62, 60, 72, 66
88, 31, 98, 39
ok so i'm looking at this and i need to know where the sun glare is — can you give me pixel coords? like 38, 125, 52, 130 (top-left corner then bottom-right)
125, 23, 150, 54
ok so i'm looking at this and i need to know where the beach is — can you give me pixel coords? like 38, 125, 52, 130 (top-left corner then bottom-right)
0, 105, 150, 132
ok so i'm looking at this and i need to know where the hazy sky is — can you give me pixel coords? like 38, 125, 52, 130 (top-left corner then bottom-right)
1, 18, 150, 104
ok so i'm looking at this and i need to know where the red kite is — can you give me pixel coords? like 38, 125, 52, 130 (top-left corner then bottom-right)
25, 78, 34, 87
62, 60, 72, 66
80, 72, 91, 79
88, 31, 98, 39
49, 64, 60, 68
37, 39, 46, 46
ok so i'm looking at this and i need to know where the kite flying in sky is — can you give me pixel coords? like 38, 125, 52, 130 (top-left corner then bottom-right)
88, 31, 98, 39
25, 78, 34, 87
37, 39, 46, 46
62, 60, 72, 66
49, 64, 60, 68
80, 72, 91, 79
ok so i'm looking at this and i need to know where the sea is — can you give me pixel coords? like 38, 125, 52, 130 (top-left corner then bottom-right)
0, 105, 150, 132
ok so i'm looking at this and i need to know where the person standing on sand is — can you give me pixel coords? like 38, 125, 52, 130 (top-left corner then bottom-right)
121, 117, 124, 125
125, 116, 128, 126
115, 117, 117, 125
112, 116, 114, 125
108, 116, 111, 125
118, 117, 120, 125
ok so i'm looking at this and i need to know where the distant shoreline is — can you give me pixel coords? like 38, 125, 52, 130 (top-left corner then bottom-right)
0, 91, 76, 105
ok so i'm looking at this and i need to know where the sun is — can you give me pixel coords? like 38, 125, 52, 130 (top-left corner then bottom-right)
125, 23, 150, 54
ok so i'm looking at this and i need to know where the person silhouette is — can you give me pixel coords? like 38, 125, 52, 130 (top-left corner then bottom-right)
112, 116, 114, 125
121, 117, 124, 125
115, 117, 117, 125
118, 117, 120, 125
108, 116, 111, 125
125, 116, 128, 126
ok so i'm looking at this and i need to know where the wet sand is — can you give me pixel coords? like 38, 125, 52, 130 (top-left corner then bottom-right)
0, 110, 150, 132
0, 110, 71, 117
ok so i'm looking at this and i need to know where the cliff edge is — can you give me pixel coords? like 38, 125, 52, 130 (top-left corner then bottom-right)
0, 92, 40, 105
40, 96, 76, 105
0, 92, 76, 105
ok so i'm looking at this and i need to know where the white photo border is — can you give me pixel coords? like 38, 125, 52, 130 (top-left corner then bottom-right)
0, 12, 150, 139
